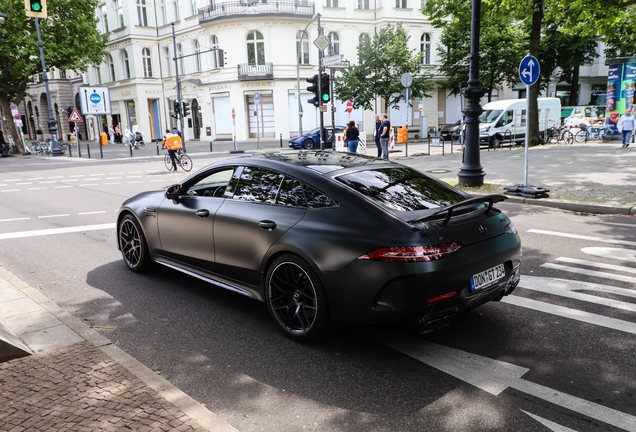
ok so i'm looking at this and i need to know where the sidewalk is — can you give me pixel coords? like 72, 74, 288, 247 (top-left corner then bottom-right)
0, 266, 237, 432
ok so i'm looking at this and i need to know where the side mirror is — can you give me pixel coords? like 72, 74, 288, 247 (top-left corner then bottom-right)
165, 184, 180, 204
496, 119, 505, 128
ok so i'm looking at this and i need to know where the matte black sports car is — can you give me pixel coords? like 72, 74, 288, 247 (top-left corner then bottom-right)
118, 151, 521, 340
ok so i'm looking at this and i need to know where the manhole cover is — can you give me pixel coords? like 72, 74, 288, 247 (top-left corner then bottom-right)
425, 169, 452, 174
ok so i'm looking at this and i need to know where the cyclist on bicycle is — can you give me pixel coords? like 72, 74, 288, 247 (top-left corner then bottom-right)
163, 129, 181, 171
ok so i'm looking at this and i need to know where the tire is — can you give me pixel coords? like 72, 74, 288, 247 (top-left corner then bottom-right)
575, 131, 588, 143
547, 129, 558, 144
265, 254, 330, 341
179, 153, 193, 172
562, 131, 573, 144
492, 136, 503, 148
601, 130, 613, 142
164, 154, 173, 171
138, 141, 147, 149
302, 139, 315, 149
119, 214, 150, 272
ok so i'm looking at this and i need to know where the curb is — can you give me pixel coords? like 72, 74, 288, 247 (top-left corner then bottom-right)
0, 266, 238, 432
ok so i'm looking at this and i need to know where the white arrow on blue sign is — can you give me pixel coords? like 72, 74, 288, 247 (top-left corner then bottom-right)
519, 55, 540, 86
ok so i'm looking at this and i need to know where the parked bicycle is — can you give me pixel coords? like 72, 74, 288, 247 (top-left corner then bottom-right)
31, 139, 71, 155
164, 148, 192, 172
546, 126, 574, 145
575, 125, 613, 143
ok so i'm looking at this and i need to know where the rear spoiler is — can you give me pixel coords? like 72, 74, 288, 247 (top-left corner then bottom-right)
412, 194, 508, 225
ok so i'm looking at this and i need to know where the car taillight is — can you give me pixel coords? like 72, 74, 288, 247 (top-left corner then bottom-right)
358, 243, 462, 262
504, 222, 517, 235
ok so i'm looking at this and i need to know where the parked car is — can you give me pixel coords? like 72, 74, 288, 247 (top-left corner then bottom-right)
117, 151, 522, 341
439, 120, 462, 142
288, 126, 346, 149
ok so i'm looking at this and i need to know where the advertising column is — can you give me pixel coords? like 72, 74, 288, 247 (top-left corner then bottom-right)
606, 58, 636, 130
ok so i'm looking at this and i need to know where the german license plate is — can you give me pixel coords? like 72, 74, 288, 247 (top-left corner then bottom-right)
470, 264, 505, 291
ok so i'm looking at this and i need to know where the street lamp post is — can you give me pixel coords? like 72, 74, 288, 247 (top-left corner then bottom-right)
457, 0, 487, 186
295, 13, 320, 137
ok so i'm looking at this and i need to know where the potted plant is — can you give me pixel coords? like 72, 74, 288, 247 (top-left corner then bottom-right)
36, 129, 43, 141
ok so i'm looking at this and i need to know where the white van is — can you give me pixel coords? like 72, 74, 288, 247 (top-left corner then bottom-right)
478, 98, 561, 148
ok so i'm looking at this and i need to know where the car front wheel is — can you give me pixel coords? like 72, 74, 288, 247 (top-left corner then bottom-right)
302, 139, 315, 149
266, 254, 329, 341
119, 214, 150, 272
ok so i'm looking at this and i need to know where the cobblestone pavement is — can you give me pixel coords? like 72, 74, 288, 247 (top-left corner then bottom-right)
0, 341, 208, 432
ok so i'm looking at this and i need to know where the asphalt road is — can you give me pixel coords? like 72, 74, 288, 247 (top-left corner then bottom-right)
1, 153, 635, 432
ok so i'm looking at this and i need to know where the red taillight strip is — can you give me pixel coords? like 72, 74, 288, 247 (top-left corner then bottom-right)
358, 243, 462, 262
427, 291, 457, 303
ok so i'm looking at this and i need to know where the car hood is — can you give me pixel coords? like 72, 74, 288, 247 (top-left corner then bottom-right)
289, 135, 305, 142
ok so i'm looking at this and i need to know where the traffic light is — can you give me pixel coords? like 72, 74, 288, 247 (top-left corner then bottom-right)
321, 75, 330, 103
172, 100, 180, 119
182, 102, 190, 117
306, 74, 319, 107
65, 106, 73, 117
25, 0, 48, 18
219, 50, 227, 68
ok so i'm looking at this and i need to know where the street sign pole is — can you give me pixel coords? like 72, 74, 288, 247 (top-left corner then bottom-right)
172, 23, 186, 153
318, 15, 325, 150
256, 92, 261, 150
69, 78, 81, 158
519, 55, 540, 186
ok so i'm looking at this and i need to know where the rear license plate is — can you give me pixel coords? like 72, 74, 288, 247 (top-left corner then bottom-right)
470, 264, 505, 291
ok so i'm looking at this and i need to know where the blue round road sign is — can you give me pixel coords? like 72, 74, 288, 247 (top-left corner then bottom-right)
89, 93, 102, 104
519, 56, 540, 86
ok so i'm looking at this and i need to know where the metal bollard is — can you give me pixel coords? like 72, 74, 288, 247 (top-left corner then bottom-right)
129, 143, 133, 157
87, 143, 91, 159
99, 143, 103, 159
280, 134, 283, 148
210, 141, 213, 152
156, 141, 160, 156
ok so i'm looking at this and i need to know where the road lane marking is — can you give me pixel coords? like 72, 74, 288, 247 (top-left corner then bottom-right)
55, 186, 73, 189
555, 257, 636, 274
39, 181, 56, 184
109, 172, 124, 175
1, 189, 20, 192
502, 295, 636, 335
541, 263, 636, 284
80, 184, 98, 186
4, 179, 19, 181
366, 330, 636, 431
0, 223, 115, 240
581, 247, 636, 263
61, 179, 78, 182
127, 181, 144, 184
521, 410, 578, 432
103, 182, 121, 185
48, 176, 63, 179
28, 187, 47, 191
16, 183, 32, 185
69, 174, 85, 177
570, 219, 636, 228
527, 229, 636, 247
89, 173, 105, 176
27, 177, 42, 180
38, 214, 69, 219
105, 177, 121, 180
78, 211, 106, 215
0, 217, 30, 222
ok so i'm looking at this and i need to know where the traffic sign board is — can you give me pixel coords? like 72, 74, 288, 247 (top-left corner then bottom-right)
322, 54, 343, 67
519, 55, 539, 86
346, 101, 353, 113
313, 35, 330, 51
78, 86, 111, 115
14, 114, 21, 120
231, 108, 236, 119
68, 108, 83, 122
10, 104, 18, 111
401, 73, 413, 88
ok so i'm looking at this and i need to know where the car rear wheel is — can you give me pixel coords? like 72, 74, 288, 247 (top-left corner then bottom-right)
492, 136, 503, 148
266, 254, 329, 341
119, 214, 150, 272
302, 139, 315, 149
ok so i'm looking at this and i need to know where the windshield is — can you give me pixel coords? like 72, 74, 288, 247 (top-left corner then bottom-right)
336, 167, 469, 213
307, 128, 320, 135
479, 110, 503, 123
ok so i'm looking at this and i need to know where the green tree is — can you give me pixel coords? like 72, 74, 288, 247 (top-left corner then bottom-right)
602, 6, 636, 59
424, 0, 526, 103
333, 23, 434, 114
0, 0, 107, 153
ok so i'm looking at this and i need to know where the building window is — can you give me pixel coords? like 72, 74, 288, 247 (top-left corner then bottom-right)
328, 32, 339, 55
160, 0, 167, 25
210, 35, 221, 69
421, 34, 431, 65
358, 0, 369, 9
95, 66, 102, 84
122, 50, 131, 79
194, 40, 201, 72
137, 0, 148, 26
116, 0, 124, 27
173, 0, 180, 21
359, 33, 370, 43
326, 0, 338, 6
101, 6, 109, 33
60, 70, 67, 79
106, 54, 115, 81
177, 44, 184, 72
190, 0, 197, 15
246, 30, 265, 65
142, 48, 153, 77
396, 0, 407, 7
164, 47, 171, 76
296, 31, 309, 65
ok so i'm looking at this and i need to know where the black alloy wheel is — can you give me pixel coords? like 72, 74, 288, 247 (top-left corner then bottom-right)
266, 254, 329, 341
119, 214, 149, 272
303, 139, 315, 149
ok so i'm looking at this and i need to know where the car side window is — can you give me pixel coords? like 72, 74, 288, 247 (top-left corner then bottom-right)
277, 177, 307, 208
502, 110, 513, 126
233, 167, 284, 204
185, 168, 235, 197
304, 185, 337, 209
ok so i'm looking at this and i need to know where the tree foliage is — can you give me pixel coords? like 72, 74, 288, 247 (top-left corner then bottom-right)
333, 23, 434, 113
423, 0, 525, 103
0, 0, 108, 151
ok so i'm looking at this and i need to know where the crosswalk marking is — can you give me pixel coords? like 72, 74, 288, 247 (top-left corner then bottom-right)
555, 257, 636, 274
581, 247, 636, 263
528, 229, 636, 247
521, 410, 578, 432
541, 263, 636, 284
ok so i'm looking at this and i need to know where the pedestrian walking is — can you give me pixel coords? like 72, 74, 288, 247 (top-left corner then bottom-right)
374, 115, 382, 158
115, 124, 121, 144
617, 107, 635, 148
124, 125, 132, 146
344, 120, 360, 153
379, 114, 391, 160
108, 125, 115, 144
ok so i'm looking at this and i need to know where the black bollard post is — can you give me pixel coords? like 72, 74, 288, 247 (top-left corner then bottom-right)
156, 141, 159, 156
129, 143, 133, 157
99, 142, 103, 159
280, 134, 283, 148
87, 142, 91, 159
210, 141, 213, 152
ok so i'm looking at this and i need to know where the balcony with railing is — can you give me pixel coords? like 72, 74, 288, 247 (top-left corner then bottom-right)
237, 63, 274, 80
199, 0, 315, 23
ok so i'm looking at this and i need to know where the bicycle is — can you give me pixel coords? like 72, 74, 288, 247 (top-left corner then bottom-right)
575, 125, 613, 143
546, 126, 574, 145
164, 148, 192, 172
127, 136, 147, 150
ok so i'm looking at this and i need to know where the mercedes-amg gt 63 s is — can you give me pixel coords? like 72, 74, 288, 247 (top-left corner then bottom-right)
118, 151, 521, 340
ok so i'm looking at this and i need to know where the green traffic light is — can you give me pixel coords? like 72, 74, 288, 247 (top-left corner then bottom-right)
32, 2, 42, 11
322, 94, 329, 102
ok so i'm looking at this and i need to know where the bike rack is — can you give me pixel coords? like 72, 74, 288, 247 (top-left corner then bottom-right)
503, 129, 514, 149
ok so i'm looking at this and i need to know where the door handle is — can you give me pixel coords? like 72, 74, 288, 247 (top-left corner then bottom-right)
196, 209, 210, 218
258, 220, 277, 231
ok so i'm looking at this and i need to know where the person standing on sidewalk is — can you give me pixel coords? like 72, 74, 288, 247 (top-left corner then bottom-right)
374, 115, 382, 158
344, 120, 360, 153
124, 126, 133, 146
617, 107, 635, 148
108, 125, 115, 144
379, 114, 391, 160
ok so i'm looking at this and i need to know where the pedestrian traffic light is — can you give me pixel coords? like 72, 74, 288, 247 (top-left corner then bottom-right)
306, 74, 319, 107
24, 0, 48, 18
321, 75, 330, 103
65, 106, 73, 117
182, 102, 190, 117
172, 100, 180, 119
